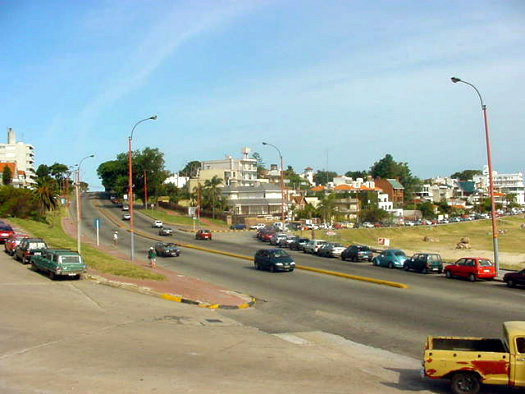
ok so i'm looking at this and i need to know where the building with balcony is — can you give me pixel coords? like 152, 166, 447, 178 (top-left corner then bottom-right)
199, 147, 257, 187
221, 182, 288, 217
474, 165, 525, 206
0, 128, 36, 188
374, 178, 404, 206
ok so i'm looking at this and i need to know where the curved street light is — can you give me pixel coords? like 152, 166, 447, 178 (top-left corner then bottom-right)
451, 77, 499, 274
75, 154, 95, 255
262, 142, 286, 222
128, 115, 157, 261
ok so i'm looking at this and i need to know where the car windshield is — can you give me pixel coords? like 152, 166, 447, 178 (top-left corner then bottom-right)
202, 230, 210, 233
358, 246, 370, 251
29, 242, 46, 249
332, 243, 343, 247
61, 256, 81, 264
394, 251, 406, 257
0, 225, 13, 231
272, 250, 289, 258
479, 259, 493, 267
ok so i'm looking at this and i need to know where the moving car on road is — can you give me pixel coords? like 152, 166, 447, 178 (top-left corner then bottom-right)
504, 269, 525, 288
122, 213, 131, 220
159, 227, 173, 236
403, 253, 443, 274
14, 238, 48, 264
254, 249, 295, 272
154, 242, 180, 257
195, 229, 212, 240
444, 257, 496, 282
152, 220, 163, 228
341, 245, 373, 262
372, 249, 407, 268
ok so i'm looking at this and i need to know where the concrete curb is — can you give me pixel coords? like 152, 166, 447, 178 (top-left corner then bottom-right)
86, 274, 256, 310
95, 203, 408, 289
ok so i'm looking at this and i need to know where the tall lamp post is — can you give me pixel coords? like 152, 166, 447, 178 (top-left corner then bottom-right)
262, 142, 286, 222
451, 77, 499, 274
75, 154, 95, 255
128, 115, 157, 261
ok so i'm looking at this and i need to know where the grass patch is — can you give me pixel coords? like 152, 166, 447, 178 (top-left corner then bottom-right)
8, 210, 165, 281
138, 208, 228, 228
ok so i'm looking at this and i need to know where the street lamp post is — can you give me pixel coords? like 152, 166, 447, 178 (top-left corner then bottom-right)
262, 142, 286, 222
75, 154, 94, 255
451, 77, 499, 274
128, 115, 157, 261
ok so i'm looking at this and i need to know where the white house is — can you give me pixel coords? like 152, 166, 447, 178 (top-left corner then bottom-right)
0, 128, 36, 188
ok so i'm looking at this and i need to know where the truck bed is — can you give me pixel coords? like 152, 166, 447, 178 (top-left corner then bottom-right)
431, 337, 507, 353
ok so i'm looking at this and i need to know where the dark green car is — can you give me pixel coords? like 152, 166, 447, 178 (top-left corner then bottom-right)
254, 249, 295, 272
403, 253, 443, 274
31, 249, 86, 280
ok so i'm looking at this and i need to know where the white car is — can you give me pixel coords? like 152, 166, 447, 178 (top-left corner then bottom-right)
153, 220, 163, 228
303, 239, 327, 254
250, 223, 267, 230
122, 213, 131, 220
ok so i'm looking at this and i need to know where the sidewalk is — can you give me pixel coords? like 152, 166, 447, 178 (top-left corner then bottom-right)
61, 217, 254, 309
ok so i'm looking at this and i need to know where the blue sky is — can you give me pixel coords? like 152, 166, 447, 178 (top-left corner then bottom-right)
1, 0, 524, 190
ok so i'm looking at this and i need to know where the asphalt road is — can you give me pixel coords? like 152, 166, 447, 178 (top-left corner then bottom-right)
81, 193, 525, 359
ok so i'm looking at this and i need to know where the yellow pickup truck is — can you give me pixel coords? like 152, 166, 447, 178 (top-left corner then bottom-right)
423, 321, 525, 394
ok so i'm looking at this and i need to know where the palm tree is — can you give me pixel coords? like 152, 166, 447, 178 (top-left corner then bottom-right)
34, 178, 58, 215
203, 176, 223, 219
317, 193, 336, 224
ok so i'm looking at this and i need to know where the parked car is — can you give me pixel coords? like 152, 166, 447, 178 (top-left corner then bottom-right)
159, 227, 173, 236
153, 220, 163, 228
289, 237, 310, 251
303, 239, 327, 254
0, 223, 15, 243
372, 249, 407, 268
403, 253, 443, 274
444, 257, 496, 282
270, 233, 287, 246
154, 242, 180, 257
250, 223, 267, 230
122, 204, 129, 211
230, 224, 247, 230
317, 242, 346, 258
31, 249, 86, 280
361, 222, 374, 228
253, 249, 295, 272
14, 238, 48, 264
122, 213, 131, 220
4, 233, 29, 256
341, 245, 373, 262
279, 235, 298, 248
504, 269, 525, 288
196, 229, 212, 240
260, 231, 275, 242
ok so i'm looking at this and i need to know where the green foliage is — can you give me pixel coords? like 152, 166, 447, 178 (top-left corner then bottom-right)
450, 169, 482, 181
201, 175, 225, 219
417, 201, 436, 219
180, 160, 201, 178
251, 152, 266, 178
293, 203, 318, 220
2, 166, 12, 185
370, 154, 421, 201
36, 164, 51, 179
345, 170, 368, 179
0, 186, 43, 220
360, 206, 389, 223
313, 170, 337, 186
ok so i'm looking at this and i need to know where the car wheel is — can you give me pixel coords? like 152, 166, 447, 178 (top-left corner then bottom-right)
438, 268, 443, 274
450, 371, 480, 394
254, 262, 260, 270
49, 271, 57, 280
269, 265, 276, 273
388, 262, 394, 269
446, 270, 452, 279
468, 273, 476, 282
341, 255, 346, 261
422, 267, 428, 274
289, 268, 294, 272
403, 263, 409, 271
507, 279, 515, 288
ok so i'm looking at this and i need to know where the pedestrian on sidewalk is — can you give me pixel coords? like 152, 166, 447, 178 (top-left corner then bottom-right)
148, 247, 157, 268
113, 231, 119, 246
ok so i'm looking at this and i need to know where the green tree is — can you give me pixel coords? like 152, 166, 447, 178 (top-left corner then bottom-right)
2, 166, 12, 185
317, 193, 337, 223
450, 169, 482, 181
180, 161, 201, 178
360, 206, 389, 223
370, 154, 421, 202
36, 164, 51, 179
33, 178, 58, 215
313, 170, 337, 186
49, 163, 69, 182
202, 176, 224, 219
345, 170, 368, 179
417, 201, 436, 219
251, 152, 266, 178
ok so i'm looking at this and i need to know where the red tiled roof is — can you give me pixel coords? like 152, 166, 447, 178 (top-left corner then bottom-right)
311, 185, 325, 192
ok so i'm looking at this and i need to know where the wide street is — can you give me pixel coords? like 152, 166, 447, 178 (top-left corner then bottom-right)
81, 193, 525, 359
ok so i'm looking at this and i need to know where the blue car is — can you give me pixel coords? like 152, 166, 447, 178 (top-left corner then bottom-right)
372, 249, 407, 268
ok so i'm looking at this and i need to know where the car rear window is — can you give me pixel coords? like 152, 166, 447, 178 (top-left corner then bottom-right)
29, 242, 46, 249
394, 251, 406, 257
478, 259, 493, 267
0, 225, 13, 231
358, 246, 370, 251
61, 256, 81, 264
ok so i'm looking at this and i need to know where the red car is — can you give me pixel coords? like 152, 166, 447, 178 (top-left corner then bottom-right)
0, 223, 15, 244
4, 233, 29, 255
444, 257, 496, 282
195, 229, 212, 240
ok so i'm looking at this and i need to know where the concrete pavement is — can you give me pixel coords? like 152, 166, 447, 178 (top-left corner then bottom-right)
0, 248, 443, 393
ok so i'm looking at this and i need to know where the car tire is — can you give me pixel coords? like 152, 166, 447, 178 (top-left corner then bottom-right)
269, 265, 276, 273
507, 279, 515, 288
403, 263, 409, 271
289, 268, 294, 272
341, 255, 346, 261
388, 262, 394, 269
468, 273, 476, 282
254, 262, 260, 270
438, 268, 443, 274
422, 267, 428, 274
446, 270, 452, 278
450, 371, 480, 394
49, 272, 57, 280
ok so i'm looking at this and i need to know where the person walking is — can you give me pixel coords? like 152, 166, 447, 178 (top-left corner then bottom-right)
113, 231, 119, 246
147, 247, 157, 268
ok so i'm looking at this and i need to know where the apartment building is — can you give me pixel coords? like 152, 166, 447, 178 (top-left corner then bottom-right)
0, 128, 36, 188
